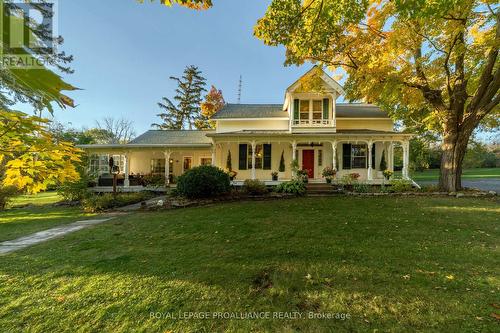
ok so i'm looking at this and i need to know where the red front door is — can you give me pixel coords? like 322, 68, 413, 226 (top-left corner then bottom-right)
302, 150, 315, 179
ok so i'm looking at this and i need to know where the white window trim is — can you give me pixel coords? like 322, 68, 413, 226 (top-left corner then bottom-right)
293, 98, 330, 126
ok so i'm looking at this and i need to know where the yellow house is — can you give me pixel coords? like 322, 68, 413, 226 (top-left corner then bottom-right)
79, 67, 413, 189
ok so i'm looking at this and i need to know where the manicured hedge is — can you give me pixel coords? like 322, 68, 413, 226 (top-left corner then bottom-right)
176, 165, 230, 199
243, 179, 268, 195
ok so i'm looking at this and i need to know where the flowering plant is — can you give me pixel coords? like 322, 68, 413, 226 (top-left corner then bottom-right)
349, 173, 360, 180
227, 170, 237, 179
383, 169, 393, 180
321, 166, 337, 178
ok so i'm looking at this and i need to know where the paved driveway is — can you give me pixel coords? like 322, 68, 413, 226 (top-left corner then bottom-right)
417, 179, 500, 193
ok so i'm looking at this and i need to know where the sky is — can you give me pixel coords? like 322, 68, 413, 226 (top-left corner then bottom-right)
23, 0, 326, 134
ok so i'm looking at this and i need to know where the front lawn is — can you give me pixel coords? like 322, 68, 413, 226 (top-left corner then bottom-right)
0, 192, 93, 242
0, 197, 498, 332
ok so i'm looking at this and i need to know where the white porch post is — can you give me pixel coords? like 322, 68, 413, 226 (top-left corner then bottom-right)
124, 153, 130, 187
251, 141, 256, 180
367, 140, 373, 181
211, 148, 216, 167
389, 142, 394, 171
402, 141, 409, 179
212, 138, 217, 166
331, 141, 337, 170
164, 150, 171, 186
292, 140, 297, 178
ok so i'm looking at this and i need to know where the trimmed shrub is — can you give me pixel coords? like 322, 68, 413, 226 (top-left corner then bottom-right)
279, 151, 285, 172
274, 180, 306, 195
176, 165, 230, 199
243, 179, 268, 195
57, 178, 91, 202
0, 186, 18, 210
82, 192, 153, 212
390, 178, 414, 192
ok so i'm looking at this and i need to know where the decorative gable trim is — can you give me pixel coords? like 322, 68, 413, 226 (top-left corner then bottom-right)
286, 66, 345, 96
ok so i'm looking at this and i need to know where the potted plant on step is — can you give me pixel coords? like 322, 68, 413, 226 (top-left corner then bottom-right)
271, 171, 278, 181
383, 169, 393, 180
297, 169, 309, 183
322, 166, 336, 184
227, 170, 237, 181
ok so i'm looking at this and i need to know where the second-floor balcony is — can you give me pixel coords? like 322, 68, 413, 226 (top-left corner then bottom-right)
292, 119, 334, 127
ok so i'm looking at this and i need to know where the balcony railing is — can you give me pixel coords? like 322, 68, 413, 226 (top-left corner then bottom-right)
292, 119, 332, 126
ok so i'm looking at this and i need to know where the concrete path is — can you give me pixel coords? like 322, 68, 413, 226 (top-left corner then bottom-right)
0, 218, 113, 255
418, 178, 500, 193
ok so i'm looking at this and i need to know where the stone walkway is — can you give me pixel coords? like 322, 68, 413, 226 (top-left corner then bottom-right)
0, 218, 113, 255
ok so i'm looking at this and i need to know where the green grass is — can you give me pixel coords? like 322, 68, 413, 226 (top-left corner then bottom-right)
0, 197, 499, 332
396, 167, 500, 181
0, 192, 93, 242
10, 191, 63, 207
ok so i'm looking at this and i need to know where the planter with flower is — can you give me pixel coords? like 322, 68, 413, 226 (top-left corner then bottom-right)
322, 166, 337, 184
297, 169, 309, 183
271, 171, 278, 181
227, 170, 237, 181
383, 169, 393, 180
349, 173, 361, 181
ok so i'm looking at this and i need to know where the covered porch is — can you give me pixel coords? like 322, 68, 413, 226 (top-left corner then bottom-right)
209, 131, 413, 184
79, 144, 214, 190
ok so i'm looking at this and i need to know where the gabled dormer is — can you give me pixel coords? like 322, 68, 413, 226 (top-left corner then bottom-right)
284, 66, 345, 133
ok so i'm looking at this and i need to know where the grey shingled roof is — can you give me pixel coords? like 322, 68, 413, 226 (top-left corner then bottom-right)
212, 104, 287, 119
212, 103, 389, 119
128, 130, 213, 145
336, 104, 389, 118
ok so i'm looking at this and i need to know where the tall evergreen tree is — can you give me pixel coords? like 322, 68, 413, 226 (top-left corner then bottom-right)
152, 65, 207, 130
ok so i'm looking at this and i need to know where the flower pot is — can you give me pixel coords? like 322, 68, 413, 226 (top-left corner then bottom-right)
326, 178, 332, 184
272, 175, 278, 181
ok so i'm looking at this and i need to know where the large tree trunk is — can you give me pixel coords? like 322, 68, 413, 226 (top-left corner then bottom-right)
438, 115, 474, 192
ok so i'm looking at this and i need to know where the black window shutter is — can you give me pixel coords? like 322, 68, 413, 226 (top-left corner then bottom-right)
371, 143, 376, 169
293, 99, 299, 120
342, 143, 351, 169
263, 144, 272, 170
323, 98, 329, 119
239, 144, 247, 170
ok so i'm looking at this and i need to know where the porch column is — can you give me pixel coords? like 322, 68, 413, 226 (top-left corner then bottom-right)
331, 141, 337, 170
389, 142, 394, 171
164, 150, 171, 186
211, 147, 216, 167
367, 140, 373, 181
292, 140, 297, 178
402, 141, 409, 179
124, 153, 130, 187
211, 139, 217, 167
251, 141, 256, 180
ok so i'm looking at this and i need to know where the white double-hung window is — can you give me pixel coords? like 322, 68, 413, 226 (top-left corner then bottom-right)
293, 98, 329, 126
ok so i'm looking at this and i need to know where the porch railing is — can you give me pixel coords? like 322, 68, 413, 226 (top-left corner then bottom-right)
292, 119, 331, 126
